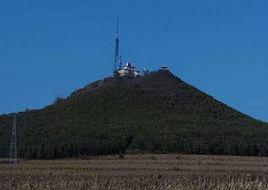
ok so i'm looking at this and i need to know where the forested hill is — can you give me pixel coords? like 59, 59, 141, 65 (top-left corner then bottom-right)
0, 69, 268, 159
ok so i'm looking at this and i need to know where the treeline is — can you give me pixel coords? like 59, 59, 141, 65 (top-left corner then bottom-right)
1, 119, 267, 159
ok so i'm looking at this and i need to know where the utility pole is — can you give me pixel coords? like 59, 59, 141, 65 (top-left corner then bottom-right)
9, 114, 17, 165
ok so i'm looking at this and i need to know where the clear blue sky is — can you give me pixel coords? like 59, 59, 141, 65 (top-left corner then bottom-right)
0, 0, 267, 121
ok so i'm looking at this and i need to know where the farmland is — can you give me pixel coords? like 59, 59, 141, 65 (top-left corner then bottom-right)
0, 154, 268, 190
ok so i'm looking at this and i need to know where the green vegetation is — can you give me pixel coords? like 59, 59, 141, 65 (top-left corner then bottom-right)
0, 70, 268, 159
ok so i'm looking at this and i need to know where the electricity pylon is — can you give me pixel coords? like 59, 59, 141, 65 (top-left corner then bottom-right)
9, 114, 17, 165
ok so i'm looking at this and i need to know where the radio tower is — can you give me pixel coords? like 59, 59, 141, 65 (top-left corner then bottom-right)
114, 15, 120, 73
9, 114, 17, 165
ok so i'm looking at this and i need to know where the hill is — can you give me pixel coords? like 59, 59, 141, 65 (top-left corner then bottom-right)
0, 69, 268, 159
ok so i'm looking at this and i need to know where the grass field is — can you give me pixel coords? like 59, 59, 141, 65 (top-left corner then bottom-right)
0, 154, 268, 190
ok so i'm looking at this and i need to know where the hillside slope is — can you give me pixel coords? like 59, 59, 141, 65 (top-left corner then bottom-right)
0, 70, 268, 158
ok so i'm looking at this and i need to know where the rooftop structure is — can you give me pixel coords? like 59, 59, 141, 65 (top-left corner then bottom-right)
160, 66, 169, 71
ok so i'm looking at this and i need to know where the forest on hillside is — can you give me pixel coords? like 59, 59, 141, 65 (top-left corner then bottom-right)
0, 71, 268, 159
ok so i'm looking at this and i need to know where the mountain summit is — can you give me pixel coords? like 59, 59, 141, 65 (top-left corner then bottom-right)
0, 69, 268, 158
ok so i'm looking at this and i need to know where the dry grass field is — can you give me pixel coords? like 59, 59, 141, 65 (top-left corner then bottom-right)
0, 154, 268, 190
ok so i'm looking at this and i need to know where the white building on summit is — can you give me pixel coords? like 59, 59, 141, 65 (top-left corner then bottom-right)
117, 62, 140, 77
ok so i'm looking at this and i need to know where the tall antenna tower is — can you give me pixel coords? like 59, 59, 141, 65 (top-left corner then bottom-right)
9, 114, 17, 165
114, 15, 120, 72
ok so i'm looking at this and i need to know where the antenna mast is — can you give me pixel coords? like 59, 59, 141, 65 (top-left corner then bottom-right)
9, 115, 17, 165
114, 15, 120, 73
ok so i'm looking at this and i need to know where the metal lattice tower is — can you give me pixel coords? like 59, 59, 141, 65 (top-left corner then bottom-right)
9, 115, 17, 165
114, 15, 120, 72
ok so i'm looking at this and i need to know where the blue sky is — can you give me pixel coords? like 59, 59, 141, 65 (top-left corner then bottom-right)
0, 0, 267, 121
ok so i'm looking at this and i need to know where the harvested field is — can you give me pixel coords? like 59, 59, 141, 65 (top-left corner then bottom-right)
0, 154, 268, 190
